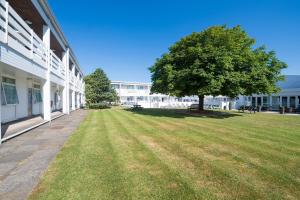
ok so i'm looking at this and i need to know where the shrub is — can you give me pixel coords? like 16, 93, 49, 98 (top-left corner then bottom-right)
88, 102, 111, 109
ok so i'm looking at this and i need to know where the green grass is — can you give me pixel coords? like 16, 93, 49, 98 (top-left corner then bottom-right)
30, 108, 300, 200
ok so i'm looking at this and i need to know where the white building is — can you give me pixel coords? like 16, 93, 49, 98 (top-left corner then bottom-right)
111, 81, 231, 109
247, 75, 300, 111
112, 76, 300, 111
0, 0, 85, 143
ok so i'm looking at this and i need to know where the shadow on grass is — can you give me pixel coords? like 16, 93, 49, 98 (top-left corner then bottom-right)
124, 108, 243, 119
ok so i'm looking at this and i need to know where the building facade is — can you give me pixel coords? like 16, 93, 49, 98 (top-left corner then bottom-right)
111, 81, 232, 109
0, 0, 85, 143
112, 76, 300, 111
249, 75, 300, 110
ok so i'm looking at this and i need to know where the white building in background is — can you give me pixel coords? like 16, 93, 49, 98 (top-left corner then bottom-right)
111, 81, 231, 109
248, 75, 300, 111
0, 0, 85, 143
112, 76, 300, 111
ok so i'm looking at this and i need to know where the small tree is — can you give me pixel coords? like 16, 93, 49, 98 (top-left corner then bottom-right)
149, 25, 287, 111
84, 68, 117, 105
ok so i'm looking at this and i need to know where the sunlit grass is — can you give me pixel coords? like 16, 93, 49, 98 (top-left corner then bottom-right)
30, 108, 300, 200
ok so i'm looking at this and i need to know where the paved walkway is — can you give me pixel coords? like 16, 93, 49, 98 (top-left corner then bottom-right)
0, 109, 88, 200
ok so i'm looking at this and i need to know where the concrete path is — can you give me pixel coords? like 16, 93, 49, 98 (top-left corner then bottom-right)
0, 109, 88, 200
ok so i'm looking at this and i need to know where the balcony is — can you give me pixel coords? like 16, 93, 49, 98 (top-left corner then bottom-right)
0, 0, 65, 79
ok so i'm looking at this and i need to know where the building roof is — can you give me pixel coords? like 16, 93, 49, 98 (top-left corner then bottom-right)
278, 75, 300, 89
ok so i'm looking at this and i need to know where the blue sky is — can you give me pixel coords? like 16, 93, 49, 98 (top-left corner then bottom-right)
48, 0, 300, 82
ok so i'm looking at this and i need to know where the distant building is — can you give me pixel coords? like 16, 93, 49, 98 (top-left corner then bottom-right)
111, 81, 230, 109
246, 75, 300, 110
113, 76, 300, 111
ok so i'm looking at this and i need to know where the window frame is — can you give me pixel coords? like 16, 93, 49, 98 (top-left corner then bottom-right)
1, 77, 19, 106
33, 84, 43, 104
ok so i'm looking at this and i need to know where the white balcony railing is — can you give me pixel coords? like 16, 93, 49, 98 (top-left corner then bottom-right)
50, 50, 65, 78
0, 0, 65, 79
69, 71, 75, 84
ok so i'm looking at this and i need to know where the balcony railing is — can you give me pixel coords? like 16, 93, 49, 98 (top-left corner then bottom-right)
0, 0, 65, 78
50, 50, 65, 78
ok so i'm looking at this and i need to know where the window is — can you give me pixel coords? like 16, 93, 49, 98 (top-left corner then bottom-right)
263, 96, 269, 106
33, 84, 42, 103
290, 97, 296, 108
111, 84, 120, 89
137, 85, 148, 90
282, 97, 288, 107
1, 77, 19, 105
127, 85, 134, 90
121, 85, 134, 89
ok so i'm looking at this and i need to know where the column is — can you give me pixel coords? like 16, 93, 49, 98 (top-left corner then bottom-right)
269, 96, 273, 107
255, 97, 258, 107
287, 96, 290, 108
279, 96, 282, 107
62, 49, 70, 114
296, 96, 299, 108
72, 90, 75, 110
42, 25, 51, 120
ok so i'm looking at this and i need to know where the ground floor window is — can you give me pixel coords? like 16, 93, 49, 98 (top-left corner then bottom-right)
282, 97, 288, 107
33, 84, 43, 103
263, 96, 269, 106
290, 96, 296, 108
257, 97, 262, 106
1, 77, 19, 105
272, 96, 280, 106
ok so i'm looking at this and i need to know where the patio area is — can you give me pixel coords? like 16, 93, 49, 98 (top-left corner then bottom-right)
1, 111, 64, 142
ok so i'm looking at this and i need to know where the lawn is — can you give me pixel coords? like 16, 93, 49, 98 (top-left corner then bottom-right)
30, 108, 300, 200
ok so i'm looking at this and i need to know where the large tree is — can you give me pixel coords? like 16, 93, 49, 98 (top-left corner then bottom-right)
84, 68, 118, 105
149, 25, 287, 110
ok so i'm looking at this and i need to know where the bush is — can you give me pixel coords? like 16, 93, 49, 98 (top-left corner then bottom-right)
88, 102, 111, 109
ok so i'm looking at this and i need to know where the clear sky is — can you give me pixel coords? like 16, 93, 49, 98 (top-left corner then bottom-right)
48, 0, 300, 82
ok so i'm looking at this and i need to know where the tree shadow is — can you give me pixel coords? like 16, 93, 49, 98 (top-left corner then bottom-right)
125, 108, 244, 119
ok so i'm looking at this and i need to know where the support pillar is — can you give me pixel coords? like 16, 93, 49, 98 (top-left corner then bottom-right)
255, 97, 258, 107
43, 25, 51, 120
62, 49, 70, 114
269, 96, 273, 107
280, 96, 283, 107
287, 96, 290, 108
72, 90, 75, 111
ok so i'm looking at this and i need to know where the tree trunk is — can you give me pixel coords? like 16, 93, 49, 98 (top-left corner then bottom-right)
198, 95, 204, 111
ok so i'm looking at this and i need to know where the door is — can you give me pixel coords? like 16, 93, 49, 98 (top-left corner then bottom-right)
290, 97, 296, 108
28, 88, 33, 117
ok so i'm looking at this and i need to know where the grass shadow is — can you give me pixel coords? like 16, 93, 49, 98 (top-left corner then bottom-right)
124, 108, 243, 119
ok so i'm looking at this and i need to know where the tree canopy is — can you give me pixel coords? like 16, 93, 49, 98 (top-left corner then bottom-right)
149, 25, 287, 110
84, 68, 118, 105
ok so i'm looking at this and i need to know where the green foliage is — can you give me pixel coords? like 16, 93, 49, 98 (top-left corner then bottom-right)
149, 25, 287, 110
84, 68, 118, 105
88, 102, 111, 109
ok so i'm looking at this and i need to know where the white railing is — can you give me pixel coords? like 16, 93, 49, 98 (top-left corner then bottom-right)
50, 50, 65, 78
0, 0, 65, 78
32, 31, 47, 67
69, 71, 75, 84
0, 0, 85, 89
